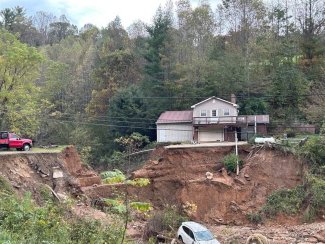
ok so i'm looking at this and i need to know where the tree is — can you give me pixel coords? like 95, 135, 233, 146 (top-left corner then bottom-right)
32, 11, 56, 45
144, 7, 173, 84
0, 6, 42, 46
269, 41, 308, 123
86, 18, 140, 116
0, 29, 44, 136
48, 15, 78, 44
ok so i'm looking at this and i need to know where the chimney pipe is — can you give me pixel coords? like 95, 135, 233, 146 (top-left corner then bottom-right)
231, 94, 236, 104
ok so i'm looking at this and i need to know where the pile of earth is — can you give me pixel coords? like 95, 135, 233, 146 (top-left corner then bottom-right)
84, 144, 304, 225
0, 146, 100, 203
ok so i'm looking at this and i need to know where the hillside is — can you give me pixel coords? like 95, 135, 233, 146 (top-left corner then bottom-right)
0, 144, 324, 243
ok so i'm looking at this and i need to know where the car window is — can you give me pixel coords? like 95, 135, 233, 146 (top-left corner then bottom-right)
1, 133, 8, 139
182, 226, 190, 235
182, 226, 195, 240
188, 229, 195, 240
194, 230, 214, 241
10, 134, 18, 139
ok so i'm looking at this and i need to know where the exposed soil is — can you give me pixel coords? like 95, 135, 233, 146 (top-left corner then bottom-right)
84, 145, 305, 225
0, 146, 100, 203
1, 144, 324, 243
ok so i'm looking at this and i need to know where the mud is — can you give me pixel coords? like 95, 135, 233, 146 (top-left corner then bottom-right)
0, 146, 100, 203
84, 145, 305, 225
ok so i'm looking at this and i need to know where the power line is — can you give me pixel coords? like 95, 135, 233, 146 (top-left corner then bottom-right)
47, 118, 319, 133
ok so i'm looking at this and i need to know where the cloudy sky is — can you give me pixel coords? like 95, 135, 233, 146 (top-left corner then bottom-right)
0, 0, 215, 28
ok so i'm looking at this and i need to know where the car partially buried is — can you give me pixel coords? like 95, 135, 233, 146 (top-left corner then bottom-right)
177, 221, 220, 244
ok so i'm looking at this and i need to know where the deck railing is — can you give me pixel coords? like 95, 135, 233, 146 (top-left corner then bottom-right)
193, 115, 269, 125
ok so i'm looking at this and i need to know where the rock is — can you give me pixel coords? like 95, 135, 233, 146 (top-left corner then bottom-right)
246, 233, 269, 244
234, 177, 246, 185
206, 172, 213, 180
57, 193, 68, 201
244, 174, 250, 178
313, 234, 325, 243
52, 167, 63, 178
305, 237, 318, 243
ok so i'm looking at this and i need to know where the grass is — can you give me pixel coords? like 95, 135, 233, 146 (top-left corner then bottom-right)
29, 145, 68, 153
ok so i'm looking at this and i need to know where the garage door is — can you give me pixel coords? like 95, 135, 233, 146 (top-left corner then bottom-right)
157, 124, 193, 142
199, 129, 224, 142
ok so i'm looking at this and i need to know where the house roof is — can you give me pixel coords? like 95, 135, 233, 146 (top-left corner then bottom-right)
190, 96, 238, 108
156, 111, 193, 124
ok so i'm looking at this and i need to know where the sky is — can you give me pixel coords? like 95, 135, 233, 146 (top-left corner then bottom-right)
0, 0, 214, 29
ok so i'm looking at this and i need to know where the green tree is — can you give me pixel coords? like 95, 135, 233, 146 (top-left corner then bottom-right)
0, 29, 44, 136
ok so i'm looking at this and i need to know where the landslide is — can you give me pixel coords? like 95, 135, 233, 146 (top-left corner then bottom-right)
86, 145, 304, 225
0, 146, 100, 203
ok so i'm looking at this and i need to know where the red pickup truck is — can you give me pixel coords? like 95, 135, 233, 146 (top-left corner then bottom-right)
0, 131, 33, 151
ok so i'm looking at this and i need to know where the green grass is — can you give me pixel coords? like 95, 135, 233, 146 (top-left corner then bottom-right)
30, 145, 68, 153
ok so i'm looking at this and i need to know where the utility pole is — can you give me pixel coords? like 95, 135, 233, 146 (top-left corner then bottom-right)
235, 129, 239, 176
254, 115, 257, 135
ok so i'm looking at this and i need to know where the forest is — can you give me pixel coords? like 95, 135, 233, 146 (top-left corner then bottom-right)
0, 0, 324, 166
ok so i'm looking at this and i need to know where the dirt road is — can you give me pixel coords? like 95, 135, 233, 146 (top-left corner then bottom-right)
210, 222, 325, 243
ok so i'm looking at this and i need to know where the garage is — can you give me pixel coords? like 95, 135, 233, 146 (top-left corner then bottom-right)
157, 123, 193, 142
198, 129, 224, 142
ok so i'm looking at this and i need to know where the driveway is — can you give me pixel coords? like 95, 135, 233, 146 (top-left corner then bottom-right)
165, 141, 248, 149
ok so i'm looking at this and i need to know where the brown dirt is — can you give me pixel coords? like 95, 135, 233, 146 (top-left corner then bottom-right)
0, 146, 100, 203
83, 145, 305, 225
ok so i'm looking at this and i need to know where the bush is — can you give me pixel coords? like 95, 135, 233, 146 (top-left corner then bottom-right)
101, 169, 126, 184
285, 129, 296, 138
144, 205, 188, 239
0, 192, 124, 243
0, 175, 14, 194
261, 187, 304, 217
222, 153, 242, 173
247, 212, 263, 224
300, 136, 325, 167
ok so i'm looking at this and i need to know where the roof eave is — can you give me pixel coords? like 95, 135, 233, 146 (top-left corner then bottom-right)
191, 96, 238, 108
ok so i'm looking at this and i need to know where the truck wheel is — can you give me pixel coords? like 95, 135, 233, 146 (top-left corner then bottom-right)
23, 144, 31, 151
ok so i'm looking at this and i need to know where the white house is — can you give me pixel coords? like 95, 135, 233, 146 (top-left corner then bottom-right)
156, 96, 269, 143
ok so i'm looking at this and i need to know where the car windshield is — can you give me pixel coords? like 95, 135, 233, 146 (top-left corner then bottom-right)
194, 230, 214, 241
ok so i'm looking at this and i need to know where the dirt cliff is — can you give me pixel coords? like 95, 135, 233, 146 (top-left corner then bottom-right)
0, 146, 100, 203
85, 145, 304, 225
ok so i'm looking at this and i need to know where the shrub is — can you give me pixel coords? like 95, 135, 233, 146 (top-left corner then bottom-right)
101, 169, 126, 184
126, 178, 150, 187
285, 128, 296, 138
246, 212, 263, 225
222, 153, 242, 173
0, 175, 14, 194
144, 205, 188, 239
261, 187, 304, 217
0, 191, 124, 243
300, 136, 325, 167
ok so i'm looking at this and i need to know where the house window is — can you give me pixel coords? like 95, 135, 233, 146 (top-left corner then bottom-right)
224, 109, 230, 116
200, 110, 207, 117
212, 110, 217, 117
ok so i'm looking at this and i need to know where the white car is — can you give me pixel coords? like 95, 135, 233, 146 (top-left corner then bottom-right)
177, 221, 220, 244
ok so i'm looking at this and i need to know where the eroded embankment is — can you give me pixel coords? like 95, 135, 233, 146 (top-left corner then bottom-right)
84, 145, 304, 224
0, 146, 100, 203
